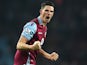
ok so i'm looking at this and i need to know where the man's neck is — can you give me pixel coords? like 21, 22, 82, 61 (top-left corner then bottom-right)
39, 16, 47, 26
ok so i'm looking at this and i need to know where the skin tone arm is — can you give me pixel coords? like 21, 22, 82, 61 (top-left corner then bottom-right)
17, 36, 59, 61
39, 48, 59, 61
16, 36, 41, 50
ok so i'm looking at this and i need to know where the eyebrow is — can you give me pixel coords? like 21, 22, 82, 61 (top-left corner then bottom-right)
45, 10, 54, 12
45, 10, 49, 11
50, 11, 54, 12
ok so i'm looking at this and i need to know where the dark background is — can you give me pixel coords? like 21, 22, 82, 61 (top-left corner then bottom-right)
0, 0, 87, 65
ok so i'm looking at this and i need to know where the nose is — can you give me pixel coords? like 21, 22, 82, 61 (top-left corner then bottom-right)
47, 11, 52, 15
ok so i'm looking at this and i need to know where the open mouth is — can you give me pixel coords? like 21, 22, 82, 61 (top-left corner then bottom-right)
46, 16, 50, 19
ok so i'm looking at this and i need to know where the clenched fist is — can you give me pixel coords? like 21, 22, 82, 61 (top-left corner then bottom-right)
32, 41, 41, 50
50, 52, 59, 61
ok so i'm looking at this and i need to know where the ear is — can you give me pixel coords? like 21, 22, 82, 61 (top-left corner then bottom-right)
39, 9, 42, 14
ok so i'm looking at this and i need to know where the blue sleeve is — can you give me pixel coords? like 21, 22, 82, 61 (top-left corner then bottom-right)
21, 21, 37, 40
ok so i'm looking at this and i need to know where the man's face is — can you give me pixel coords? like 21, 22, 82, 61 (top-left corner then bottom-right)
40, 5, 54, 23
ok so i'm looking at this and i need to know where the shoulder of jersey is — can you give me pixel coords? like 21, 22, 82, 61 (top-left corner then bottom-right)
24, 21, 36, 27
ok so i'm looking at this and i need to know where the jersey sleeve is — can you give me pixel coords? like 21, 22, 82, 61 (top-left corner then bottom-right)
21, 21, 37, 40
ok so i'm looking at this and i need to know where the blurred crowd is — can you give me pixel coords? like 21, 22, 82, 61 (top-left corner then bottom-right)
0, 0, 87, 65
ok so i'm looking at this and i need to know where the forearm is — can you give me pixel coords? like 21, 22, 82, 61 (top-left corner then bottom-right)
39, 48, 51, 60
16, 42, 33, 50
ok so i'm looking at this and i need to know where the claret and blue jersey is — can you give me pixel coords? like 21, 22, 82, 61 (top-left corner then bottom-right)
21, 16, 47, 45
14, 16, 47, 65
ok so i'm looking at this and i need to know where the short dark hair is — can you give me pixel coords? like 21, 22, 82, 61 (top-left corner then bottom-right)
41, 1, 54, 9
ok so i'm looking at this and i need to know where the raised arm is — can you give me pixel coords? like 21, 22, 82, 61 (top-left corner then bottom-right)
16, 21, 41, 50
39, 48, 59, 61
16, 36, 41, 50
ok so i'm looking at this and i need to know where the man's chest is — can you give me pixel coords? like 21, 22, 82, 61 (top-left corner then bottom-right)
36, 25, 47, 40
